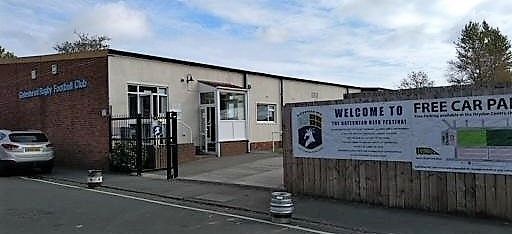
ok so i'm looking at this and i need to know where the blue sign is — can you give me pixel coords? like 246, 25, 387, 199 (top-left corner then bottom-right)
19, 79, 88, 99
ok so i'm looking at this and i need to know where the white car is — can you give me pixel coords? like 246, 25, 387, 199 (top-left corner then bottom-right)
0, 130, 55, 174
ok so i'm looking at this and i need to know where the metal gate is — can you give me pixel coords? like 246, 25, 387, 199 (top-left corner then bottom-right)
109, 112, 178, 179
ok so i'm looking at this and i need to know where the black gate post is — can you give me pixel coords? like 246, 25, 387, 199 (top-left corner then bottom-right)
136, 114, 143, 176
165, 112, 172, 180
171, 111, 178, 178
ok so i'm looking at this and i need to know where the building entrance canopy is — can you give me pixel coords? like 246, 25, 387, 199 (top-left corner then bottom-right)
198, 81, 248, 156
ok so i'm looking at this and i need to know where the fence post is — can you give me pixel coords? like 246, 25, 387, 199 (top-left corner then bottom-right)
171, 111, 179, 178
165, 111, 172, 180
136, 114, 143, 176
108, 115, 113, 153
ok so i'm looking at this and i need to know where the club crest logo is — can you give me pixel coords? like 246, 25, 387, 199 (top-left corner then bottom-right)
297, 110, 323, 152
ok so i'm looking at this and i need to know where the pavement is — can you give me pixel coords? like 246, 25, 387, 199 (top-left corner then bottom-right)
34, 166, 512, 234
146, 151, 284, 189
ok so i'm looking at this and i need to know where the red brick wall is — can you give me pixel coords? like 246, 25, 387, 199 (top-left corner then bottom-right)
151, 143, 198, 168
178, 143, 198, 163
220, 141, 248, 156
0, 56, 110, 169
250, 141, 282, 151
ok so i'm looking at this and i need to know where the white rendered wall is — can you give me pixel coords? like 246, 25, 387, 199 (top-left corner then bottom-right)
108, 55, 244, 145
246, 74, 282, 143
108, 55, 362, 146
282, 79, 354, 104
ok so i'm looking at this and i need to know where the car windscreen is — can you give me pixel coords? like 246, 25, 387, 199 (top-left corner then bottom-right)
9, 133, 49, 143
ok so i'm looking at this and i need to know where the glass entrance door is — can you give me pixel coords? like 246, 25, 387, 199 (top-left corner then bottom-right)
200, 106, 216, 153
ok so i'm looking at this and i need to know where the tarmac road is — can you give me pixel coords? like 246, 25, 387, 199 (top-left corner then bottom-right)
0, 176, 333, 234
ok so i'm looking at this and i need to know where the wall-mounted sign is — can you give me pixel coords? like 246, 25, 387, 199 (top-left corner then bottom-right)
293, 100, 410, 162
292, 94, 512, 175
18, 79, 88, 99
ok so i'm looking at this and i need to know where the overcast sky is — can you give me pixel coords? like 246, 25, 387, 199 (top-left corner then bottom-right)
1, 0, 512, 88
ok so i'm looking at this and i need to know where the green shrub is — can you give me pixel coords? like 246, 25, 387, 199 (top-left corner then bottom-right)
109, 142, 137, 172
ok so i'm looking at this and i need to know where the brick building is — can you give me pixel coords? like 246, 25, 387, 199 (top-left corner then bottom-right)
0, 50, 377, 169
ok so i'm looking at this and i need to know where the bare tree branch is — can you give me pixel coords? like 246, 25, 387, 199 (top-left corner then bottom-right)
398, 71, 435, 89
54, 31, 111, 54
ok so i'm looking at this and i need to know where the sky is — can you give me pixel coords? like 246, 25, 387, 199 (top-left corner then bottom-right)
1, 0, 512, 88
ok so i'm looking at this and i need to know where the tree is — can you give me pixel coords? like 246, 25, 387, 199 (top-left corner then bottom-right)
0, 46, 16, 59
54, 31, 111, 54
398, 71, 435, 89
447, 20, 512, 85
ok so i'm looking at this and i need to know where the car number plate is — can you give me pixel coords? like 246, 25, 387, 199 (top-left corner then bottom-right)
25, 147, 41, 152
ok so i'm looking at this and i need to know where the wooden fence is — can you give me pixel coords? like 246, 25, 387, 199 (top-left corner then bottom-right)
283, 86, 512, 220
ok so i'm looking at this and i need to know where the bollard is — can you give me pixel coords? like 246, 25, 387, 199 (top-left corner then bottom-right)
87, 170, 103, 188
270, 191, 294, 224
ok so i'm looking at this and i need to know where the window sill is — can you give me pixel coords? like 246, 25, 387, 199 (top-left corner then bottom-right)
256, 121, 277, 125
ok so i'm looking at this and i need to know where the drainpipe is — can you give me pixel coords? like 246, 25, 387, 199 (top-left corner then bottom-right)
243, 73, 247, 89
216, 89, 221, 157
244, 73, 251, 153
280, 78, 284, 144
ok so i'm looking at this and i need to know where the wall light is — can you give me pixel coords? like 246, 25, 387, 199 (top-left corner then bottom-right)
181, 73, 194, 84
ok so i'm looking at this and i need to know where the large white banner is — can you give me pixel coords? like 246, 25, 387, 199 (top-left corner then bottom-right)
292, 94, 512, 175
292, 101, 411, 161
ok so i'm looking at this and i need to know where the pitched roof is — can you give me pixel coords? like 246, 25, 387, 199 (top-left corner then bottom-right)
107, 49, 373, 90
1, 49, 385, 91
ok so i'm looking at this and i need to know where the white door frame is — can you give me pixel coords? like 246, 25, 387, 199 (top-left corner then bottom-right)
199, 104, 216, 154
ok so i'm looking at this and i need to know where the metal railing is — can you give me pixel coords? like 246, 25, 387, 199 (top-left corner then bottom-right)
108, 112, 178, 179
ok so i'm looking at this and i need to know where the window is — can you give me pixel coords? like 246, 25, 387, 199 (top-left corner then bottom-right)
9, 133, 49, 143
31, 69, 38, 80
200, 92, 214, 104
128, 85, 137, 92
257, 104, 276, 122
158, 88, 167, 94
128, 94, 138, 117
140, 86, 157, 93
51, 64, 59, 75
127, 84, 168, 117
220, 92, 245, 120
159, 96, 168, 115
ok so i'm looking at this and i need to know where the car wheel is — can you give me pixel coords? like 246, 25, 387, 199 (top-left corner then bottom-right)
41, 160, 54, 174
0, 162, 11, 176
41, 165, 53, 174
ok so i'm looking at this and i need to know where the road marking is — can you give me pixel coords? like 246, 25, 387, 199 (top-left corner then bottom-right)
20, 177, 334, 234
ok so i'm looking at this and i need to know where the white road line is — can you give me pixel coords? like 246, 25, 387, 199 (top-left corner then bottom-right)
20, 177, 334, 234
